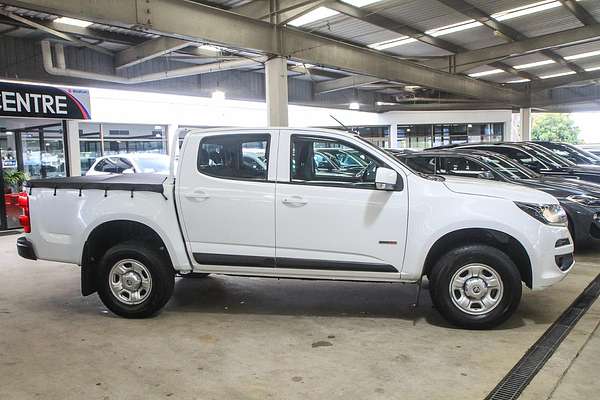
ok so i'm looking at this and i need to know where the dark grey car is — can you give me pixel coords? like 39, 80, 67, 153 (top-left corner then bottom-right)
394, 149, 600, 247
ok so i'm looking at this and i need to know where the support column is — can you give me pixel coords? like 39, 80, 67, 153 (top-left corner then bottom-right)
519, 107, 532, 141
265, 57, 289, 127
389, 124, 398, 148
65, 120, 81, 176
166, 124, 179, 157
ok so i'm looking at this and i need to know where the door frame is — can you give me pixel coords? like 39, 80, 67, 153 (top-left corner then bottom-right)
0, 120, 67, 231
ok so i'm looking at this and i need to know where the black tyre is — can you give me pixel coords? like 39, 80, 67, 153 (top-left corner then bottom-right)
429, 244, 522, 329
97, 241, 175, 318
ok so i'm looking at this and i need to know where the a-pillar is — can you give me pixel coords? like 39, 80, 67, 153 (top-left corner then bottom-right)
265, 57, 289, 127
519, 107, 532, 141
65, 120, 81, 176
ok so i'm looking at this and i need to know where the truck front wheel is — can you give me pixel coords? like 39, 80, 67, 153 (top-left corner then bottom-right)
97, 241, 175, 318
429, 244, 522, 329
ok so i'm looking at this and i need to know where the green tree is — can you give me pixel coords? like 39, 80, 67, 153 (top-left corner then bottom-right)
531, 113, 581, 144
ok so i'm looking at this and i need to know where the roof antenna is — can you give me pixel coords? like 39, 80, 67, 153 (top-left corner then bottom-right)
329, 114, 360, 135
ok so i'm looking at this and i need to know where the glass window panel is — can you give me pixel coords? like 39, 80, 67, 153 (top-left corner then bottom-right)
198, 135, 269, 180
290, 136, 383, 188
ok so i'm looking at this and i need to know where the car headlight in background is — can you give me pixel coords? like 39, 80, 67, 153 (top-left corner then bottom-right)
515, 202, 568, 226
566, 194, 600, 206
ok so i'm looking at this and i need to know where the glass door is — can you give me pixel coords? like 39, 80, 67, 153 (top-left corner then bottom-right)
1, 121, 66, 230
1, 129, 21, 229
18, 124, 66, 179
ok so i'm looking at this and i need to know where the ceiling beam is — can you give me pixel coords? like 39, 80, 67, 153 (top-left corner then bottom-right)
287, 64, 341, 79
315, 75, 381, 94
529, 69, 600, 91
435, 0, 584, 74
0, 16, 147, 45
377, 103, 512, 111
533, 90, 600, 107
115, 36, 192, 69
327, 1, 461, 53
0, 0, 528, 104
558, 0, 597, 25
424, 24, 600, 73
327, 0, 534, 81
0, 8, 113, 55
234, 0, 328, 23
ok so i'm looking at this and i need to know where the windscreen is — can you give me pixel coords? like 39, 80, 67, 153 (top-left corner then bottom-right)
540, 142, 600, 165
524, 144, 574, 168
480, 153, 538, 180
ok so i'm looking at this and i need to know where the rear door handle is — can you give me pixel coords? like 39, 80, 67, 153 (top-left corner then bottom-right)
185, 190, 210, 201
282, 196, 308, 206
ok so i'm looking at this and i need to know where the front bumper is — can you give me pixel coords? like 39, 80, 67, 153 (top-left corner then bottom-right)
531, 225, 574, 290
16, 237, 37, 260
562, 202, 600, 247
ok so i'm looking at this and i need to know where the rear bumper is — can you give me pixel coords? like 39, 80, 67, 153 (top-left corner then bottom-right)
16, 237, 37, 260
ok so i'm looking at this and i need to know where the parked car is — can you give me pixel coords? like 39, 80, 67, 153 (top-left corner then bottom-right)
17, 128, 574, 329
87, 153, 170, 175
532, 141, 600, 166
577, 144, 600, 157
394, 149, 600, 247
430, 142, 600, 184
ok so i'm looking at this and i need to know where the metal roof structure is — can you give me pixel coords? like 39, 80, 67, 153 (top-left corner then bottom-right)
0, 0, 599, 112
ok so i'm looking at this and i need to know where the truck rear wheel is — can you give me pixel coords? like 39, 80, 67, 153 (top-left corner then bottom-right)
429, 244, 522, 329
97, 241, 174, 318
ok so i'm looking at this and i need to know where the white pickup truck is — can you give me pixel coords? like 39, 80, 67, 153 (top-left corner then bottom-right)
16, 128, 575, 329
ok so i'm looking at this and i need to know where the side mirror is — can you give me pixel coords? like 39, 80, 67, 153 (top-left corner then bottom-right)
477, 171, 495, 180
375, 167, 397, 190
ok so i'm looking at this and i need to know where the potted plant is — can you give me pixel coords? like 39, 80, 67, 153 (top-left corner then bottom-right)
3, 170, 29, 194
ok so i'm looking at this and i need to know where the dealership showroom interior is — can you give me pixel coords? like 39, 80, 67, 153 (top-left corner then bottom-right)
4, 0, 600, 399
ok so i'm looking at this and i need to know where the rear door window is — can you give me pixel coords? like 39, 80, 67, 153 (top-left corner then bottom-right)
198, 134, 269, 180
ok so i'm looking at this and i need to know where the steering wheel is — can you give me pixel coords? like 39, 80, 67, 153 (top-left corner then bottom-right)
354, 161, 377, 181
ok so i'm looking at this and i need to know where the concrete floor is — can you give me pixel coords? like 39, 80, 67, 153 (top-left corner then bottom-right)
0, 234, 598, 400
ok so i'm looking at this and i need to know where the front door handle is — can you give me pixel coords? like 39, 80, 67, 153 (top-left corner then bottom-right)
282, 196, 308, 206
185, 190, 210, 201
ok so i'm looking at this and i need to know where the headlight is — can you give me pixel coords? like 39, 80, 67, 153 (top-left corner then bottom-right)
567, 194, 600, 206
515, 202, 567, 226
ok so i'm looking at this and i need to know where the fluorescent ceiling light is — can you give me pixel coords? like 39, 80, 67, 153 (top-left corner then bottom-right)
514, 59, 555, 69
368, 37, 417, 50
341, 0, 381, 7
288, 7, 339, 27
54, 17, 93, 27
585, 66, 600, 72
506, 79, 531, 83
349, 102, 360, 110
366, 0, 583, 51
540, 71, 576, 79
565, 49, 600, 60
493, 0, 561, 21
426, 20, 482, 37
468, 69, 504, 77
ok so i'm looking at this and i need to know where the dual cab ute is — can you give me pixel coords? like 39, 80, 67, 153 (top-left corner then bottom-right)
17, 128, 575, 329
